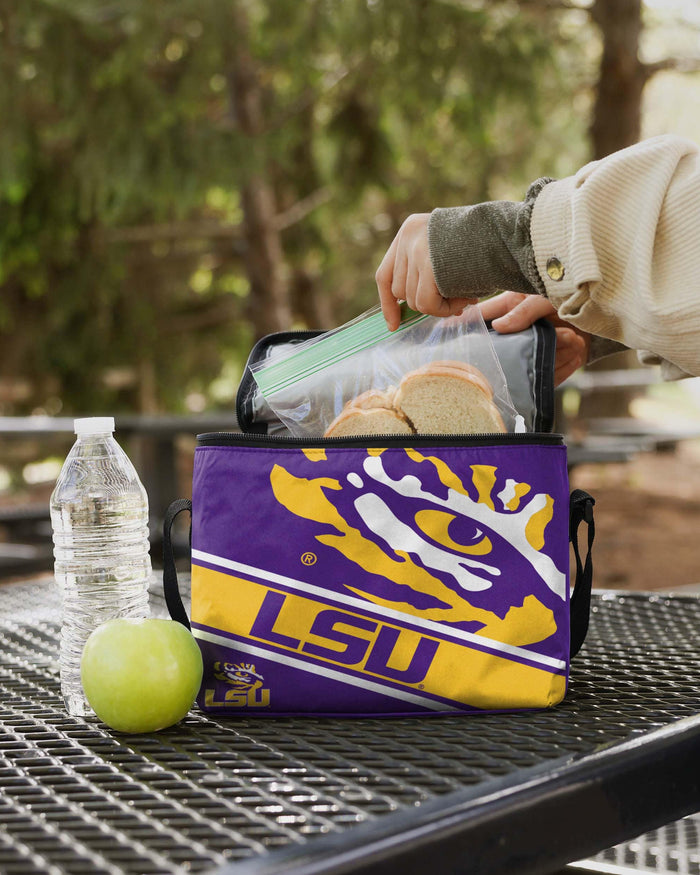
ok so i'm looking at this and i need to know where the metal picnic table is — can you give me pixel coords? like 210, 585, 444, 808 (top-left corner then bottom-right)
0, 574, 698, 875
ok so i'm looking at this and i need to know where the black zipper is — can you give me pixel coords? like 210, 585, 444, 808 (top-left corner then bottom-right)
196, 431, 564, 449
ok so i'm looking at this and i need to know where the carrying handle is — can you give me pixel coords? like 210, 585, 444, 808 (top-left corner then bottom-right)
162, 498, 192, 630
569, 489, 596, 658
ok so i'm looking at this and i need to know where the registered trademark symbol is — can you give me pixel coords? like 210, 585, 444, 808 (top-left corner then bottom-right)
301, 552, 317, 566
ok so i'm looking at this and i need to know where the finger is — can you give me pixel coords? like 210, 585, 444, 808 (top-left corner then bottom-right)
413, 273, 439, 315
379, 285, 402, 332
478, 291, 527, 322
555, 355, 582, 386
553, 329, 588, 385
553, 346, 580, 382
490, 295, 556, 333
413, 269, 466, 318
391, 237, 409, 304
556, 326, 587, 356
434, 294, 476, 319
376, 236, 402, 330
404, 261, 420, 312
558, 330, 588, 366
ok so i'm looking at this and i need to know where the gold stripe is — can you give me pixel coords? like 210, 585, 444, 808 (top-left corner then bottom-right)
192, 564, 565, 710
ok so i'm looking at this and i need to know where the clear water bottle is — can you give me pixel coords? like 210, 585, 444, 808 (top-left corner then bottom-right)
50, 417, 151, 716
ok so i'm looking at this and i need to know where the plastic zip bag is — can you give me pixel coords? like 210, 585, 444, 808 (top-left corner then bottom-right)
250, 304, 521, 438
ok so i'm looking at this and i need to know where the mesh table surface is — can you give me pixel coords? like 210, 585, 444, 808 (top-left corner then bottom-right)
571, 814, 700, 875
0, 577, 698, 875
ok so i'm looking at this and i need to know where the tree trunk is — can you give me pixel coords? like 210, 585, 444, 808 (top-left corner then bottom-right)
589, 0, 646, 160
225, 3, 292, 339
290, 268, 334, 330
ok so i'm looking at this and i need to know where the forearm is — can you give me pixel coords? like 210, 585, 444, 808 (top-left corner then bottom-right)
429, 134, 700, 377
531, 135, 700, 376
428, 185, 626, 368
428, 178, 551, 299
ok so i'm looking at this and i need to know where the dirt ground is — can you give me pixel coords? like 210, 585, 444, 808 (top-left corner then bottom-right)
570, 441, 700, 592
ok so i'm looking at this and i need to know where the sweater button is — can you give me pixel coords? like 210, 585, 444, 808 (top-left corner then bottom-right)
546, 257, 565, 281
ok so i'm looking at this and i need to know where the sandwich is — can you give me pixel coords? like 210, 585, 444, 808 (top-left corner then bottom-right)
323, 360, 506, 437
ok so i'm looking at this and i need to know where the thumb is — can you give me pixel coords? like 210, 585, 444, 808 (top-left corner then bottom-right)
491, 295, 556, 333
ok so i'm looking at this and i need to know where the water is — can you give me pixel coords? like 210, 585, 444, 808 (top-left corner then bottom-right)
50, 422, 151, 716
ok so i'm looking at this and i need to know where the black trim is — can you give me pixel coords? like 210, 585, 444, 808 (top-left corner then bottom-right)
195, 431, 565, 449
533, 317, 557, 432
212, 716, 700, 875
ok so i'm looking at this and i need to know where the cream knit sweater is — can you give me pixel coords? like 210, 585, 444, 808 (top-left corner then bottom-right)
429, 134, 700, 378
531, 135, 700, 377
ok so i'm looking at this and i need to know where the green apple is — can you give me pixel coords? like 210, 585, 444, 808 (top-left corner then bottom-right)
81, 617, 203, 733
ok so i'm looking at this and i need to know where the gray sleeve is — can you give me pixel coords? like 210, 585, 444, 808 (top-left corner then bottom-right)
427, 178, 553, 299
588, 336, 629, 364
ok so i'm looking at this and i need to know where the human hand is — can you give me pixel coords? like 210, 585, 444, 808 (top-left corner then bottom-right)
479, 291, 591, 386
375, 213, 475, 331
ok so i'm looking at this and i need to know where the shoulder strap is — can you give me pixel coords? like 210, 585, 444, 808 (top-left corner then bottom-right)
569, 489, 596, 658
162, 498, 192, 630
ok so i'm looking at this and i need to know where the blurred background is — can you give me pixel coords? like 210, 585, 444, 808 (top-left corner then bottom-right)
2, 0, 700, 585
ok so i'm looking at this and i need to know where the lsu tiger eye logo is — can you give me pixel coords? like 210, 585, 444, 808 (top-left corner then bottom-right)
268, 448, 566, 648
204, 661, 271, 708
214, 661, 264, 689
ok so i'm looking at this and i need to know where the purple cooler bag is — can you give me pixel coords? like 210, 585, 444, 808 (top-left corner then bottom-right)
162, 324, 595, 717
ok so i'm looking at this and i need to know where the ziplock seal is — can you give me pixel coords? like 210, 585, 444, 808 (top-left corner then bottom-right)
252, 307, 428, 397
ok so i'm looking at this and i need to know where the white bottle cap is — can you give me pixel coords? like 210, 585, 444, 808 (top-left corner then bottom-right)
74, 417, 116, 436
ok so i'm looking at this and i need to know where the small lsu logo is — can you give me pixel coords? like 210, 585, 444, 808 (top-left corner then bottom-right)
214, 661, 264, 689
204, 661, 271, 709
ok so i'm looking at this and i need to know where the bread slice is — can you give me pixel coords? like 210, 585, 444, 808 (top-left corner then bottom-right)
394, 369, 506, 435
412, 360, 494, 399
350, 386, 397, 410
324, 405, 414, 438
323, 362, 505, 437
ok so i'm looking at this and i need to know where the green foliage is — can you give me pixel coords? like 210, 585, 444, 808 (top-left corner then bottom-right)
0, 0, 592, 415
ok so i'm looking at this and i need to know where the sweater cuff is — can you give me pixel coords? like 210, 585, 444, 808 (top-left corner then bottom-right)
637, 350, 692, 381
530, 174, 601, 315
588, 336, 628, 364
428, 183, 553, 300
